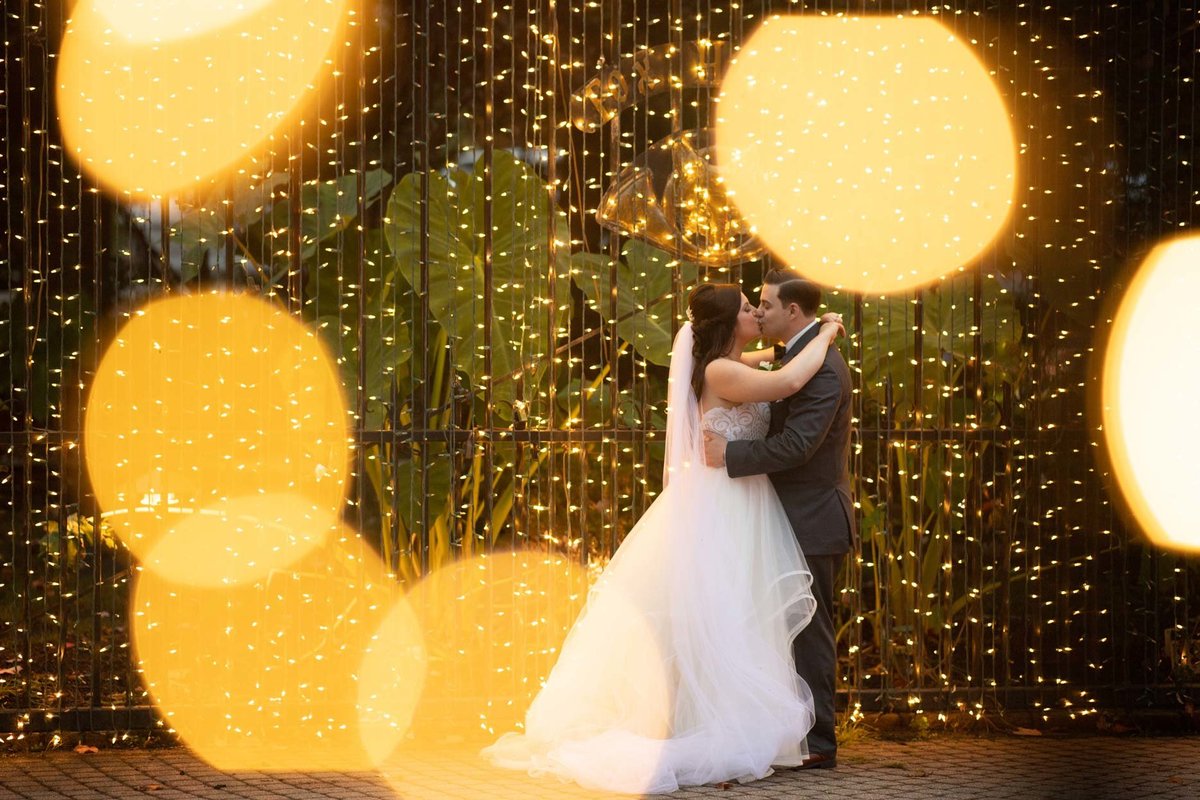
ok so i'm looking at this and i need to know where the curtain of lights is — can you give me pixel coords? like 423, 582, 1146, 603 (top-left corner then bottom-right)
1, 0, 1198, 737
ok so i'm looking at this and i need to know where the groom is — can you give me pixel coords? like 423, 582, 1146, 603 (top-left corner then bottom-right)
703, 267, 856, 769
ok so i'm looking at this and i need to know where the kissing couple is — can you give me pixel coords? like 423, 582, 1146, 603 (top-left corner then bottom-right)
484, 267, 857, 794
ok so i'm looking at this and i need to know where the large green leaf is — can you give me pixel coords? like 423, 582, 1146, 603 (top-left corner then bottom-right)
825, 273, 1022, 412
314, 313, 412, 429
173, 170, 391, 284
392, 453, 454, 542
308, 228, 412, 430
383, 152, 572, 419
172, 202, 228, 283
570, 240, 700, 366
271, 169, 393, 265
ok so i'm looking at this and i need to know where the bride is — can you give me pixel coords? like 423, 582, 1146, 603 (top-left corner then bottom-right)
482, 282, 844, 794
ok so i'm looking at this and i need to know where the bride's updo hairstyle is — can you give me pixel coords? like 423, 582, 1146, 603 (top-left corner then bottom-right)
687, 283, 742, 400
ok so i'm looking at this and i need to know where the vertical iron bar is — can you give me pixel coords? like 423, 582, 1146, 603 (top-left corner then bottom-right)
546, 0, 561, 547
850, 290, 865, 711
17, 0, 36, 711
224, 176, 235, 289
288, 151, 303, 310
89, 185, 104, 710
483, 0, 496, 549
605, 0, 621, 557
417, 0, 432, 575
911, 288, 924, 695
354, 0, 369, 554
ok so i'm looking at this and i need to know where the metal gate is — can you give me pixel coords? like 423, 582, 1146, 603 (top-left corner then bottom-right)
2, 0, 1198, 735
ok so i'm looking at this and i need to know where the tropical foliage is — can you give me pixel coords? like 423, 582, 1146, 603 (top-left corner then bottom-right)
824, 278, 1028, 696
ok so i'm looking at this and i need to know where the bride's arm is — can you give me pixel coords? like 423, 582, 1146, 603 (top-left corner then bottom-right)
705, 321, 841, 403
738, 345, 776, 367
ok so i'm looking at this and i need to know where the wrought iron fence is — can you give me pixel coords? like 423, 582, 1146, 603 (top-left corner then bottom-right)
2, 0, 1199, 736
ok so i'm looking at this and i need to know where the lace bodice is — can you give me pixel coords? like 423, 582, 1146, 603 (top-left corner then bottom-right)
701, 401, 770, 441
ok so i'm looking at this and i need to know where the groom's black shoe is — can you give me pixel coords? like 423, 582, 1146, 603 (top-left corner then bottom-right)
796, 752, 837, 770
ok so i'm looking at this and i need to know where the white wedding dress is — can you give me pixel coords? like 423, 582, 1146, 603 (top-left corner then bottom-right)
482, 324, 817, 795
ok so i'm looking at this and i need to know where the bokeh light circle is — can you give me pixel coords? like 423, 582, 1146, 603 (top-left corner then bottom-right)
380, 550, 670, 799
1101, 235, 1200, 551
132, 538, 425, 771
716, 15, 1017, 292
403, 550, 593, 744
57, 0, 348, 195
83, 292, 348, 567
356, 597, 430, 767
142, 493, 338, 587
92, 0, 275, 44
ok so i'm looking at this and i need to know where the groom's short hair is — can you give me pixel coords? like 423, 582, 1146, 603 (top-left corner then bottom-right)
763, 268, 821, 316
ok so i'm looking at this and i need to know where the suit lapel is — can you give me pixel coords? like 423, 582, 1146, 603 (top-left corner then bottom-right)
770, 324, 822, 435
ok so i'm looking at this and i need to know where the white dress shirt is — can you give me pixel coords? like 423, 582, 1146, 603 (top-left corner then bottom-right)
783, 319, 820, 356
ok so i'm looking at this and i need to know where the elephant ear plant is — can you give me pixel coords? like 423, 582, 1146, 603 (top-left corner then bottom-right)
163, 151, 707, 586
385, 151, 573, 423
367, 153, 702, 583
569, 238, 701, 369
824, 275, 1026, 700
378, 152, 574, 580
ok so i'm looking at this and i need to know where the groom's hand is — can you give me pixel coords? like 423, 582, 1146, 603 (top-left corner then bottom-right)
702, 432, 727, 468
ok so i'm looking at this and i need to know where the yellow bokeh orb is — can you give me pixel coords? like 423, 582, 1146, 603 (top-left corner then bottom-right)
715, 15, 1017, 293
382, 549, 669, 799
92, 0, 276, 44
142, 493, 339, 587
57, 0, 348, 196
132, 537, 425, 771
1101, 235, 1200, 551
403, 550, 592, 746
83, 292, 348, 565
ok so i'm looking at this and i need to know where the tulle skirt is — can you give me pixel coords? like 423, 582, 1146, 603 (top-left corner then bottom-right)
482, 464, 817, 794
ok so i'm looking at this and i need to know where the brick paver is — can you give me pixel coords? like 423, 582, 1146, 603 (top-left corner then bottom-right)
1, 736, 1198, 800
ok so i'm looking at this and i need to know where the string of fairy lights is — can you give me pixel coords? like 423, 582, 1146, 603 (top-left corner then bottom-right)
0, 0, 1198, 743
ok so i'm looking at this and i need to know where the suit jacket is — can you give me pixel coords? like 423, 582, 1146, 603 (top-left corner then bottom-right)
725, 325, 857, 556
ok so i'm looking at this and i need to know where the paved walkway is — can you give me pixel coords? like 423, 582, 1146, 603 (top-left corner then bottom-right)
2, 735, 1198, 799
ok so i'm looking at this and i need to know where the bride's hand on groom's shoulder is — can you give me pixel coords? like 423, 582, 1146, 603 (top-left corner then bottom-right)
820, 312, 845, 340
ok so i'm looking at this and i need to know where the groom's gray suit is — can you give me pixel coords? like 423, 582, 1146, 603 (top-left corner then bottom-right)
724, 323, 856, 758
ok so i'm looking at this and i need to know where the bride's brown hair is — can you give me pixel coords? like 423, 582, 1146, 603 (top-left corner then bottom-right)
687, 283, 742, 400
